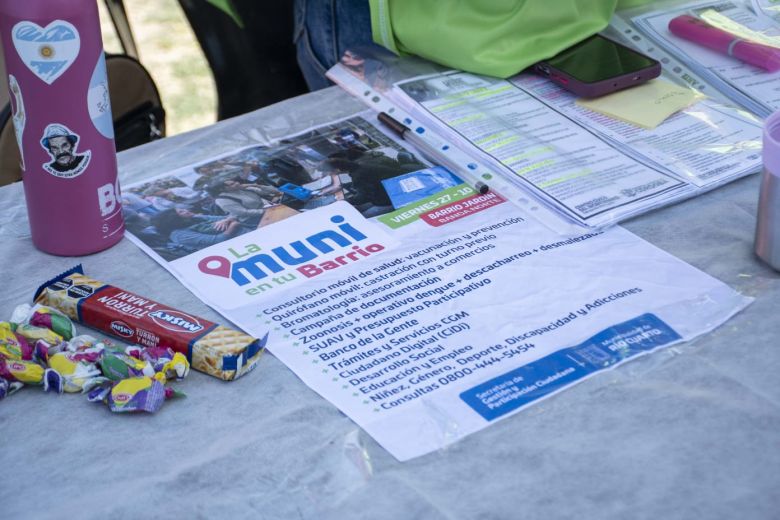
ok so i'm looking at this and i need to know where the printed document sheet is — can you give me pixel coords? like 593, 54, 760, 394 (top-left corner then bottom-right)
124, 113, 750, 460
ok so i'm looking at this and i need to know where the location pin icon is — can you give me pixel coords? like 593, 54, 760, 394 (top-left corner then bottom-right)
198, 256, 231, 278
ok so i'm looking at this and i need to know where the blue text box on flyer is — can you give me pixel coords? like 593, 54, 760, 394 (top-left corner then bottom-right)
460, 314, 682, 421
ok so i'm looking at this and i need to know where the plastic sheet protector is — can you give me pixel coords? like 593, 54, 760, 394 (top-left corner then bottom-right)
575, 79, 701, 129
122, 111, 751, 460
326, 46, 762, 229
628, 0, 780, 118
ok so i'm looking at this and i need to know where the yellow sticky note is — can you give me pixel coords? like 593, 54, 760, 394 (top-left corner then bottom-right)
576, 79, 702, 129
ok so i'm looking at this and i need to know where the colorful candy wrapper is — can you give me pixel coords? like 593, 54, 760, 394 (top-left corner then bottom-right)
0, 322, 33, 360
0, 376, 23, 399
0, 355, 45, 385
69, 350, 103, 364
9, 304, 31, 324
3, 287, 189, 413
64, 335, 108, 364
13, 304, 76, 341
165, 386, 186, 399
106, 377, 168, 413
43, 368, 64, 393
100, 350, 155, 381
67, 335, 101, 350
157, 352, 190, 382
33, 339, 65, 365
140, 346, 171, 361
124, 345, 144, 359
138, 346, 190, 382
14, 324, 64, 348
47, 351, 106, 393
28, 306, 76, 341
87, 384, 111, 403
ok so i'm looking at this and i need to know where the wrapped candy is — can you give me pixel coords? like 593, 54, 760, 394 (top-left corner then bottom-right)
3, 280, 190, 412
13, 304, 77, 341
91, 347, 189, 412
105, 377, 172, 413
28, 306, 76, 341
100, 350, 155, 381
0, 322, 33, 360
157, 353, 190, 382
47, 351, 107, 393
139, 346, 170, 361
0, 376, 23, 400
14, 324, 64, 348
8, 304, 31, 324
140, 347, 190, 383
43, 368, 64, 394
66, 337, 107, 364
33, 339, 66, 365
0, 355, 45, 385
65, 335, 106, 352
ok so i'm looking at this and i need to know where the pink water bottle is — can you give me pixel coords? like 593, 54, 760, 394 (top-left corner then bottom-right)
0, 0, 124, 255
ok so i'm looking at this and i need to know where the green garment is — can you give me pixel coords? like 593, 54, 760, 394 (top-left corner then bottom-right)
369, 0, 654, 78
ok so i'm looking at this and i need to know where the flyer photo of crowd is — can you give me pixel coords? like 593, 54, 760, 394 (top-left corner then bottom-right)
122, 116, 427, 261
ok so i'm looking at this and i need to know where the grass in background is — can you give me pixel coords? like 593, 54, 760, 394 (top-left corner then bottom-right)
98, 0, 217, 136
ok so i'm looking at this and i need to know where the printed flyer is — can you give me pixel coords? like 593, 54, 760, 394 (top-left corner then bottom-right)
123, 112, 751, 460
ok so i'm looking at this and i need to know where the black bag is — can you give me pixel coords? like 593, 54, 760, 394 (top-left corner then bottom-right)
107, 53, 165, 152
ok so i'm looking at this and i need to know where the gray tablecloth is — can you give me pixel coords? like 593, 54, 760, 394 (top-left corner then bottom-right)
2, 87, 778, 520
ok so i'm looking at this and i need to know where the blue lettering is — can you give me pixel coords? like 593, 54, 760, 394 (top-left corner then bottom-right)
231, 253, 285, 286
271, 241, 318, 265
306, 230, 352, 253
228, 217, 371, 285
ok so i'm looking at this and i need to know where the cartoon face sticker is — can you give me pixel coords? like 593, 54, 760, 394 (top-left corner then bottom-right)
8, 75, 26, 171
40, 123, 91, 178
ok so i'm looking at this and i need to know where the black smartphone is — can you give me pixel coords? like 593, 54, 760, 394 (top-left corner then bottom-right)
533, 34, 662, 98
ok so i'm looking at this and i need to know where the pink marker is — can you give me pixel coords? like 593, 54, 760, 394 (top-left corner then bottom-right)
669, 14, 780, 72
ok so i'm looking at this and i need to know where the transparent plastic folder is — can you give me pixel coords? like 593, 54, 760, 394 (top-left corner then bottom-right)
326, 43, 762, 230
